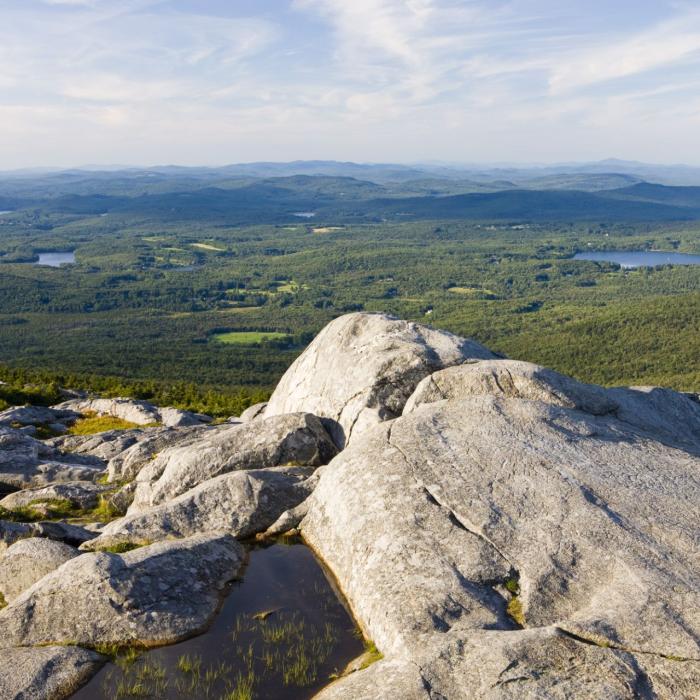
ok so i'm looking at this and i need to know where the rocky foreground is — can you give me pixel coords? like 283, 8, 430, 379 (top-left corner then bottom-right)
0, 312, 698, 699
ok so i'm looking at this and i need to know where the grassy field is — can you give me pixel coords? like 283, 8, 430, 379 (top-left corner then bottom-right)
211, 331, 291, 345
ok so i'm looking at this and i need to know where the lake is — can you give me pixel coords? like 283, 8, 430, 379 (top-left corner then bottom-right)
574, 250, 700, 268
35, 251, 76, 267
72, 540, 365, 700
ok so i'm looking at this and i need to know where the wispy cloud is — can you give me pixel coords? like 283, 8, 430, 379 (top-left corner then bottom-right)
549, 9, 700, 94
0, 0, 698, 167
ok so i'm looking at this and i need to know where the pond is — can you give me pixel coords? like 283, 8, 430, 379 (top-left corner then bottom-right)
574, 250, 700, 268
35, 251, 76, 267
72, 540, 365, 700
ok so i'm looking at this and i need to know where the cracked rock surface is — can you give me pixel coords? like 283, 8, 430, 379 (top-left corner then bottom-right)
128, 412, 336, 511
86, 466, 316, 549
0, 427, 103, 490
303, 357, 700, 698
264, 312, 496, 448
53, 397, 211, 427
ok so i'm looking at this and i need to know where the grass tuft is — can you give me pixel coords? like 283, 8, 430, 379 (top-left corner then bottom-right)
97, 541, 150, 554
0, 498, 80, 522
504, 576, 520, 595
506, 596, 526, 627
68, 413, 142, 435
359, 640, 383, 670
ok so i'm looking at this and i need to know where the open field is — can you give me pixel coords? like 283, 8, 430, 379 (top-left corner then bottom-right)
212, 331, 291, 345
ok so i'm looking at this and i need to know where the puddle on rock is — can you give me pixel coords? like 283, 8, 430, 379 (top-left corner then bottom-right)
72, 540, 364, 700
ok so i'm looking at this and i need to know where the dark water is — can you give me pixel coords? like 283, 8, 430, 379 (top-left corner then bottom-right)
72, 541, 364, 700
574, 250, 700, 268
35, 251, 76, 267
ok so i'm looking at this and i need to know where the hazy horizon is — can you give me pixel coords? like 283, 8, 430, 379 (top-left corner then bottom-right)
2, 0, 700, 169
5, 156, 700, 175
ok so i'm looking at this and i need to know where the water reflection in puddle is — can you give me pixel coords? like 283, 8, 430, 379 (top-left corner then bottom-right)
72, 541, 364, 700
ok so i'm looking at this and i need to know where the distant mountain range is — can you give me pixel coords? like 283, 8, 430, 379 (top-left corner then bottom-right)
2, 160, 700, 223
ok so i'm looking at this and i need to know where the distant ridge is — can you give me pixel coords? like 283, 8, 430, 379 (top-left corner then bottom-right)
4, 158, 700, 186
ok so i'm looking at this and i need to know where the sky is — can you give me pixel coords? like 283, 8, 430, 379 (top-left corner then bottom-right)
1, 0, 700, 168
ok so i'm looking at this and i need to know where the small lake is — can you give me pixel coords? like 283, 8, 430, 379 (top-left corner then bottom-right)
35, 251, 76, 267
72, 540, 364, 700
574, 250, 700, 268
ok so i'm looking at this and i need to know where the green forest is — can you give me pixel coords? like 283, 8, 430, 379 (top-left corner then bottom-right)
0, 172, 699, 416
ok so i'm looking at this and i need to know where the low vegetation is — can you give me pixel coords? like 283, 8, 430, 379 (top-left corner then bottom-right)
0, 493, 122, 525
359, 640, 383, 669
68, 414, 144, 435
0, 498, 80, 522
96, 541, 150, 554
506, 596, 526, 628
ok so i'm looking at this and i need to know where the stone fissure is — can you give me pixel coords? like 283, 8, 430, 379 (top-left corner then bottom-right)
555, 626, 699, 663
387, 422, 517, 576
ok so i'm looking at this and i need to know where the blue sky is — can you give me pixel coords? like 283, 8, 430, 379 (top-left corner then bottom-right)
1, 0, 699, 167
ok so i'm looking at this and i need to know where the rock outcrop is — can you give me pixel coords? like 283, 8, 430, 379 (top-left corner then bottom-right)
105, 424, 210, 482
48, 428, 147, 461
128, 412, 336, 511
0, 427, 103, 490
0, 519, 96, 551
85, 466, 315, 549
238, 401, 268, 422
301, 359, 700, 697
0, 533, 244, 648
2, 313, 699, 699
0, 537, 79, 602
403, 359, 617, 415
0, 481, 112, 513
0, 646, 103, 700
53, 397, 211, 427
265, 312, 496, 447
0, 405, 79, 431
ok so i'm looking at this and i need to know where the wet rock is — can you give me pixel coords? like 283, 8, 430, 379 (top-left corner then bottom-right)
0, 537, 79, 602
0, 645, 103, 700
0, 533, 244, 647
86, 466, 315, 548
129, 413, 336, 511
265, 312, 496, 448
